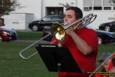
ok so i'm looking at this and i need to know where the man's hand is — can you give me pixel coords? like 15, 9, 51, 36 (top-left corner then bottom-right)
65, 26, 74, 36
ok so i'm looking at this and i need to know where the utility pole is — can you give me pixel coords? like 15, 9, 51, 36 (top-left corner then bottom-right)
41, 0, 44, 18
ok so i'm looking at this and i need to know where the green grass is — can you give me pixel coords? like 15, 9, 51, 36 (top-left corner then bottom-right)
17, 31, 43, 40
97, 44, 115, 59
0, 31, 57, 77
0, 42, 57, 77
0, 31, 115, 77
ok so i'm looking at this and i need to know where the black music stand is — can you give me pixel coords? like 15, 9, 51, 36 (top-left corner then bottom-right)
35, 44, 82, 72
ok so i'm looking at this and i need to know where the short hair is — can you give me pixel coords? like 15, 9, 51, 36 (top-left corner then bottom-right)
66, 7, 83, 19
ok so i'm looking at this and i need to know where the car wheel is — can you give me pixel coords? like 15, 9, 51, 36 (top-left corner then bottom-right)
32, 25, 38, 31
31, 24, 43, 31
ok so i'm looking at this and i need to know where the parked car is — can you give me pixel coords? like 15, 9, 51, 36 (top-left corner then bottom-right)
28, 15, 63, 31
0, 27, 17, 41
40, 27, 115, 44
96, 30, 115, 44
99, 21, 115, 32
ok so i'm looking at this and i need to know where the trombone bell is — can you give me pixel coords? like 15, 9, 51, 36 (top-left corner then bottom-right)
52, 23, 65, 40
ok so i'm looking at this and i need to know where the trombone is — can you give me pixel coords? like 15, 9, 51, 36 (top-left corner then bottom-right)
89, 52, 115, 77
19, 13, 97, 60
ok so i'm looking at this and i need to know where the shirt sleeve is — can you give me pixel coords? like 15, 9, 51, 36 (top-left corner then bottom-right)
79, 29, 98, 52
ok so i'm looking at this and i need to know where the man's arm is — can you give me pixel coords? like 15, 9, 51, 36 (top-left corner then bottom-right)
65, 29, 93, 55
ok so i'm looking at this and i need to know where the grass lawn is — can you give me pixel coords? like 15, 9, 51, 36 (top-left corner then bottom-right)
0, 31, 57, 77
0, 31, 115, 77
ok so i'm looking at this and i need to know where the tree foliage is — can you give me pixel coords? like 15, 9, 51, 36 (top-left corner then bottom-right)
0, 0, 18, 16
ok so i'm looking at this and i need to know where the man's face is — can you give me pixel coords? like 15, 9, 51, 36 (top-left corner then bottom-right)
64, 10, 77, 26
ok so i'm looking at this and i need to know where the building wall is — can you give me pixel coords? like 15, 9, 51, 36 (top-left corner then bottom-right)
7, 0, 115, 30
16, 0, 78, 19
85, 11, 115, 29
15, 0, 42, 19
82, 0, 115, 29
3, 13, 34, 31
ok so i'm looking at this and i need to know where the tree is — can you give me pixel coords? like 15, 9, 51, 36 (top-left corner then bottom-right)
0, 0, 18, 17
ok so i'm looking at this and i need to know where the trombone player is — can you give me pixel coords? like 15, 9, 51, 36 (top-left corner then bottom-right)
50, 7, 98, 77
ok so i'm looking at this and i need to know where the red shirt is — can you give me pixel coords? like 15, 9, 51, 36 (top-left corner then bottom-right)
51, 27, 98, 77
107, 53, 115, 71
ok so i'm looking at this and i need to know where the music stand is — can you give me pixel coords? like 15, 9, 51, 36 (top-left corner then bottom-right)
35, 44, 82, 72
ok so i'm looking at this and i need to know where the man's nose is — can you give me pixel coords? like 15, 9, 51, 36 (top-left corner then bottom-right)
64, 17, 68, 22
